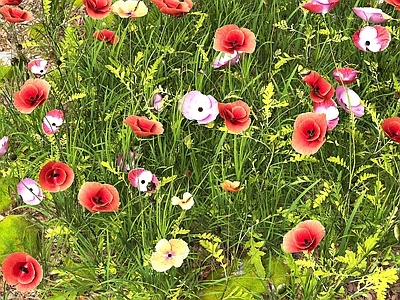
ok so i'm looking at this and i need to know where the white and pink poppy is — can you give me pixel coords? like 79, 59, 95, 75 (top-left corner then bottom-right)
302, 0, 340, 14
313, 99, 339, 130
179, 91, 219, 124
42, 109, 64, 135
352, 25, 390, 52
128, 168, 159, 193
0, 136, 9, 157
352, 7, 391, 23
17, 178, 44, 205
27, 58, 49, 77
336, 86, 364, 118
213, 51, 242, 69
332, 67, 359, 85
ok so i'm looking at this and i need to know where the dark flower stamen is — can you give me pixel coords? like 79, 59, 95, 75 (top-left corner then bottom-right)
19, 266, 29, 274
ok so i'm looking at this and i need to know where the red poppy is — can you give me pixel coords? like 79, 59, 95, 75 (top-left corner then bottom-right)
78, 182, 120, 212
218, 100, 251, 134
292, 112, 327, 155
282, 220, 325, 253
213, 24, 256, 54
1, 252, 43, 292
150, 0, 193, 17
386, 0, 400, 10
13, 79, 51, 114
38, 161, 74, 192
0, 5, 32, 23
123, 115, 164, 137
302, 71, 335, 103
83, 0, 111, 19
93, 29, 119, 45
382, 117, 400, 143
0, 0, 23, 5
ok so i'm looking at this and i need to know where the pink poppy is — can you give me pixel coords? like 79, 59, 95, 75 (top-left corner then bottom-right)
128, 168, 158, 193
291, 112, 327, 155
302, 0, 340, 14
0, 136, 8, 157
313, 98, 339, 131
17, 178, 43, 205
352, 25, 390, 52
336, 86, 364, 117
151, 93, 165, 112
282, 220, 325, 253
1, 252, 43, 292
213, 51, 242, 69
179, 91, 219, 124
42, 109, 64, 135
27, 58, 49, 77
332, 67, 359, 85
213, 24, 256, 54
352, 7, 391, 23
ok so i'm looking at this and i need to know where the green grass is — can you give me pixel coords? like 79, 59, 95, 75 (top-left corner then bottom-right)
1, 0, 400, 299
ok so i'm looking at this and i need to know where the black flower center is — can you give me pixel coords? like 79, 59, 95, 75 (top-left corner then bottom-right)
167, 253, 172, 258
50, 172, 60, 177
365, 41, 370, 46
19, 266, 29, 274
307, 129, 315, 138
303, 239, 311, 246
198, 107, 204, 112
141, 180, 146, 184
93, 196, 103, 204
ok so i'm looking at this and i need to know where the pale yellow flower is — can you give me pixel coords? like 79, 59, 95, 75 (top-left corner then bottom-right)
150, 239, 190, 272
111, 0, 148, 18
171, 192, 194, 210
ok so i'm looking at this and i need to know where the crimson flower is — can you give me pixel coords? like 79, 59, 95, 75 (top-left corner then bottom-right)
124, 115, 164, 137
150, 0, 193, 17
382, 117, 400, 143
83, 0, 111, 19
0, 5, 32, 22
78, 182, 120, 212
38, 161, 74, 192
1, 252, 43, 292
93, 29, 119, 45
291, 112, 327, 155
218, 100, 251, 134
386, 0, 400, 10
13, 79, 51, 114
282, 220, 325, 253
213, 24, 256, 54
302, 71, 334, 103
